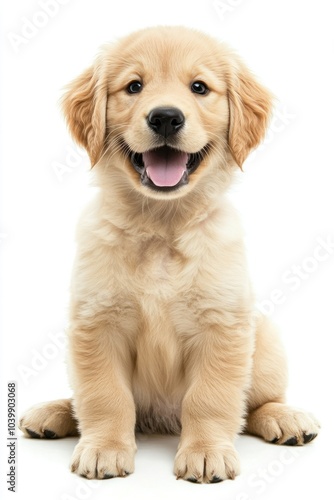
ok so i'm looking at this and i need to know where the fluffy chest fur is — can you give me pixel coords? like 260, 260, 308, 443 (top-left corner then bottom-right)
70, 195, 252, 413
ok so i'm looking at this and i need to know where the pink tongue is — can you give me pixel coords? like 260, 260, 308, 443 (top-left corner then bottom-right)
143, 148, 188, 187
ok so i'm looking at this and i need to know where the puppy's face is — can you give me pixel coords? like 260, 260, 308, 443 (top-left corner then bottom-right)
62, 27, 272, 200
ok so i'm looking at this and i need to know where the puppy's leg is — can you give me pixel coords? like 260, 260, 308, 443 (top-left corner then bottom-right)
246, 314, 320, 445
69, 324, 137, 479
174, 320, 254, 484
19, 398, 78, 439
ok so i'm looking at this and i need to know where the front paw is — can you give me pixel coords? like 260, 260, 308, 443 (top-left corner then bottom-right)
174, 442, 240, 484
71, 438, 136, 479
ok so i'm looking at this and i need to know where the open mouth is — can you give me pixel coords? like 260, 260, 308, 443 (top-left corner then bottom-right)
129, 145, 206, 192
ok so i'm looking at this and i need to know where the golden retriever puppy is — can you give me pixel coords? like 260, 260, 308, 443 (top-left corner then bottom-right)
19, 26, 320, 484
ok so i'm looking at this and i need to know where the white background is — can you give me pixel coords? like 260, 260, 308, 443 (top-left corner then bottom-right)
1, 0, 334, 499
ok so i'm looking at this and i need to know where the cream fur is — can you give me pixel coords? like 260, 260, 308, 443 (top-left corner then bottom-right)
19, 26, 319, 484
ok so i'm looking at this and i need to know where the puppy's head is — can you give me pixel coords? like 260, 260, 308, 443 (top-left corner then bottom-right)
62, 27, 272, 200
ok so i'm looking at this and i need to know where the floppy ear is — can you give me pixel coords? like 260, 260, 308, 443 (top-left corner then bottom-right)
61, 63, 107, 166
228, 62, 273, 167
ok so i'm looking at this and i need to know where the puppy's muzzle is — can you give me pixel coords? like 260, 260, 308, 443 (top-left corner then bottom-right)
147, 107, 185, 138
126, 106, 208, 193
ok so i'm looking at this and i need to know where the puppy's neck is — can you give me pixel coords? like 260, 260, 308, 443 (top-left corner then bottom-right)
94, 169, 235, 240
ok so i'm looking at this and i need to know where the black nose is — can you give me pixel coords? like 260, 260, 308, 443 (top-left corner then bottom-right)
147, 107, 185, 138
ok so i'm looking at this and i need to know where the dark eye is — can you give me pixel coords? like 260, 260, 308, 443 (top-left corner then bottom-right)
191, 81, 209, 95
127, 81, 143, 94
